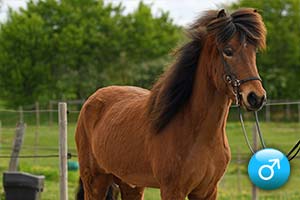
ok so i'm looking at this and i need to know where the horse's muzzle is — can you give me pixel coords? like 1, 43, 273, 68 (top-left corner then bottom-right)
246, 92, 266, 111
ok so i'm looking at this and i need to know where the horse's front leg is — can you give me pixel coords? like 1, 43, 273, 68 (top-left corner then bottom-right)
115, 178, 145, 200
188, 187, 217, 200
81, 170, 113, 200
160, 186, 186, 200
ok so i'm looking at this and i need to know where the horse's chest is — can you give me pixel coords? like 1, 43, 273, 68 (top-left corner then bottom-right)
187, 145, 231, 189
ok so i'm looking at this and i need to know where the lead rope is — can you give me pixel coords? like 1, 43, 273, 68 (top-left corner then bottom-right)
234, 80, 266, 153
238, 106, 266, 153
254, 111, 266, 148
238, 106, 255, 154
286, 140, 300, 161
238, 101, 300, 161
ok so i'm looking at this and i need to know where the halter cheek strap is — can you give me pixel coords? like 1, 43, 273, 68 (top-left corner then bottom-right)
221, 53, 262, 106
221, 55, 266, 153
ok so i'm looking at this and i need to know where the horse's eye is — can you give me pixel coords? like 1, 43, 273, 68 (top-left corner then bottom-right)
223, 48, 233, 57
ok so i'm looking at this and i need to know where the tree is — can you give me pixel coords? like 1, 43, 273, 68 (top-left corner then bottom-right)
0, 0, 180, 107
230, 0, 300, 99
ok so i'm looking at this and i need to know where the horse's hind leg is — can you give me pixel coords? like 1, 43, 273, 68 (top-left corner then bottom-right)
76, 127, 112, 199
76, 101, 113, 199
81, 167, 113, 200
77, 140, 112, 199
117, 180, 144, 200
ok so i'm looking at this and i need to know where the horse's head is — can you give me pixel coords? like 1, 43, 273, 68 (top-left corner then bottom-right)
205, 8, 267, 111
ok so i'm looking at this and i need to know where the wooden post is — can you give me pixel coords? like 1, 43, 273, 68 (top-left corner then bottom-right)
35, 101, 40, 162
58, 102, 68, 200
298, 103, 300, 124
9, 123, 26, 171
0, 120, 2, 149
49, 101, 53, 126
19, 106, 23, 123
237, 146, 242, 194
286, 100, 291, 121
266, 104, 270, 122
252, 124, 258, 200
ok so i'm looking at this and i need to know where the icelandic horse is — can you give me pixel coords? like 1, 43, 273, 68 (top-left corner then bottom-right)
76, 8, 267, 200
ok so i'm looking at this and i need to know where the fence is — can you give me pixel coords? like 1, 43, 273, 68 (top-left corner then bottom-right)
1, 99, 300, 128
0, 100, 300, 199
0, 103, 71, 200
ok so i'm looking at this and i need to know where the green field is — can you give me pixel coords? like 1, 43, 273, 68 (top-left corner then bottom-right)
0, 122, 300, 199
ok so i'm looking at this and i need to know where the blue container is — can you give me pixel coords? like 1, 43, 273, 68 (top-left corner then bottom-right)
68, 161, 79, 171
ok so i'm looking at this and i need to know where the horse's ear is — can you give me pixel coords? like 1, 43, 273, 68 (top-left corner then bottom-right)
217, 9, 226, 18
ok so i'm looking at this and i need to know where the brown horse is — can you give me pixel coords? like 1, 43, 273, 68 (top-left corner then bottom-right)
75, 8, 267, 200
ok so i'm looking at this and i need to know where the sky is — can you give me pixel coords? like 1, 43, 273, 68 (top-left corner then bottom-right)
0, 0, 236, 25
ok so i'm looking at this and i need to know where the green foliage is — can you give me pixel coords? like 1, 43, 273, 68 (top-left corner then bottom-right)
0, 0, 180, 107
2, 0, 298, 106
230, 0, 300, 99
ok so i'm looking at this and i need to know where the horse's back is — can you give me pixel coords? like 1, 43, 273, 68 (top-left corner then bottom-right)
90, 86, 149, 103
76, 85, 149, 136
76, 86, 155, 185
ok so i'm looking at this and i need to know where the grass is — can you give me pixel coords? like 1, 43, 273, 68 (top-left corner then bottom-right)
0, 121, 300, 199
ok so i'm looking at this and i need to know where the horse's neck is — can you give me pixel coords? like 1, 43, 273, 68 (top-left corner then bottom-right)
187, 60, 231, 138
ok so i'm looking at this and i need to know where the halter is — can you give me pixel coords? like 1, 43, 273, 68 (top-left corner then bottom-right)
220, 51, 300, 161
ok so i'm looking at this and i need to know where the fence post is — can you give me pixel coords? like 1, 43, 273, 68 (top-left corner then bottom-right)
237, 146, 242, 194
35, 101, 40, 162
252, 124, 258, 200
298, 103, 300, 124
285, 100, 291, 121
0, 120, 2, 149
266, 103, 270, 122
58, 102, 68, 200
49, 100, 53, 126
19, 106, 23, 123
9, 123, 26, 171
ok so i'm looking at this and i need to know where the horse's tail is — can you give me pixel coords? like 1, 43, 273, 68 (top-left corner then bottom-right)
76, 178, 118, 200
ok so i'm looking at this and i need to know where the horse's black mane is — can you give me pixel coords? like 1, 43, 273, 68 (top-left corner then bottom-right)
148, 8, 266, 132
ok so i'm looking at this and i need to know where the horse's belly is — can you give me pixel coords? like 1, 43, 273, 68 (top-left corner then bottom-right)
120, 173, 160, 188
100, 149, 160, 188
92, 128, 158, 188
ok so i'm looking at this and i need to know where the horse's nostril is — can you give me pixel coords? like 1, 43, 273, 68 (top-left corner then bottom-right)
247, 92, 266, 109
247, 92, 258, 108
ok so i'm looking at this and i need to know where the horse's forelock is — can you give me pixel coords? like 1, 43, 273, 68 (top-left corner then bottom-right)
206, 8, 266, 49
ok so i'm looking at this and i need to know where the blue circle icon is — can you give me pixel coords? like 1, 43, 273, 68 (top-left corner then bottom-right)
248, 148, 290, 190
